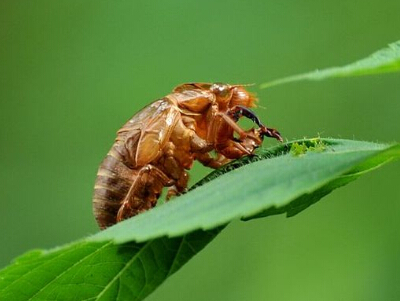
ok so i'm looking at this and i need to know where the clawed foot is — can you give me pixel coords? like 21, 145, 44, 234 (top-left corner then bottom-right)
258, 125, 283, 142
228, 105, 283, 143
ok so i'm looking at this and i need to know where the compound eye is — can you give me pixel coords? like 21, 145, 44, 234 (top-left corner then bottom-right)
210, 83, 232, 102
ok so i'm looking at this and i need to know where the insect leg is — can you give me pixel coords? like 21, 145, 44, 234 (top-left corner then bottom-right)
196, 152, 231, 169
217, 112, 248, 139
162, 143, 191, 200
258, 125, 283, 142
166, 171, 189, 200
117, 164, 172, 222
227, 105, 264, 126
227, 105, 283, 142
180, 115, 213, 153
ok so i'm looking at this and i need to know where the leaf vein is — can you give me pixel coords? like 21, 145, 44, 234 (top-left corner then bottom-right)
27, 242, 111, 301
94, 240, 154, 301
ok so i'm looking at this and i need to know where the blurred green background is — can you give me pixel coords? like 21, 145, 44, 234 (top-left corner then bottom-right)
1, 1, 399, 300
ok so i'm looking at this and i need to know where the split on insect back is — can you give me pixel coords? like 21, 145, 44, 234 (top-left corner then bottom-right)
92, 83, 282, 229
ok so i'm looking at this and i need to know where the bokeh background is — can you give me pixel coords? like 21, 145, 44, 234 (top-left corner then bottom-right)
1, 1, 400, 300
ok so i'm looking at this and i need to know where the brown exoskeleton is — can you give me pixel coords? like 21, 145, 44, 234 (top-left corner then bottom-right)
93, 83, 282, 229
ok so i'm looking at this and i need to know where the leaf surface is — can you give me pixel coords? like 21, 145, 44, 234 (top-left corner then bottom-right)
0, 138, 399, 301
260, 40, 400, 89
92, 139, 399, 243
0, 230, 220, 301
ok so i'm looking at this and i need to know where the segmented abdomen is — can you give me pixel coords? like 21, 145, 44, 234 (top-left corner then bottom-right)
92, 142, 138, 229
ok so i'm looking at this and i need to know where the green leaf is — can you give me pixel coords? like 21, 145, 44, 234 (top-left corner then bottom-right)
0, 138, 399, 301
260, 40, 400, 89
91, 138, 399, 243
0, 230, 221, 301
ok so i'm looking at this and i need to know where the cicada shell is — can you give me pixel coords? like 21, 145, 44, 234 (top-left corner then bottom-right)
93, 83, 282, 229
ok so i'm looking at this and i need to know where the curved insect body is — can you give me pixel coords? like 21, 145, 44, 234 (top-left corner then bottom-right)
93, 83, 282, 229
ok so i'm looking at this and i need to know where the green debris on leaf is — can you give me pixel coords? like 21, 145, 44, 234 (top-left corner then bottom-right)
290, 138, 327, 156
